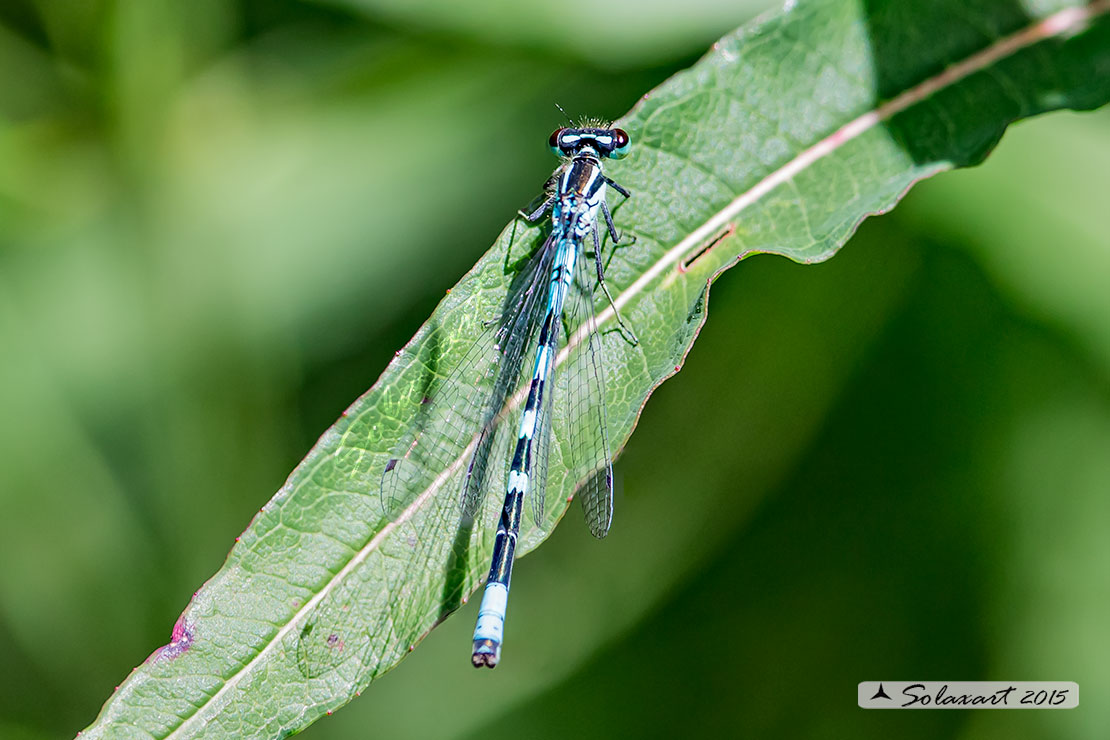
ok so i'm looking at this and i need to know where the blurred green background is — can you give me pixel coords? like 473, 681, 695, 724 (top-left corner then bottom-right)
1, 1, 1108, 738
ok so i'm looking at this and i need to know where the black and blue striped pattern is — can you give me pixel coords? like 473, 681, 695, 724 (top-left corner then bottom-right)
472, 133, 627, 667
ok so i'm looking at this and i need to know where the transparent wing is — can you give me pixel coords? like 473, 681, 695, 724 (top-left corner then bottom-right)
380, 235, 557, 520
565, 248, 615, 538
530, 242, 614, 537
295, 236, 557, 681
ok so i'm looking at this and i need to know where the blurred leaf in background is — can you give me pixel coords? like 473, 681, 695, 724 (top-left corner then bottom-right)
0, 1, 1106, 739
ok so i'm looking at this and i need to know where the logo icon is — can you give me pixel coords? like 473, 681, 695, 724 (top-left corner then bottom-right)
870, 683, 892, 701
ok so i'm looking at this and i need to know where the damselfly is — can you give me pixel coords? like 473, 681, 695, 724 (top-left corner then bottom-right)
467, 122, 635, 667
298, 120, 636, 678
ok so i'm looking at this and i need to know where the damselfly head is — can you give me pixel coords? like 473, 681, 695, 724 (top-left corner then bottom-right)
548, 127, 631, 160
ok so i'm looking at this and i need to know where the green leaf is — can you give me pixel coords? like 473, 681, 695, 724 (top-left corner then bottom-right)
82, 1, 1110, 737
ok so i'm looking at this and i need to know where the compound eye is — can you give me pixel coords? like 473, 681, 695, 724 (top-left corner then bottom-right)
608, 128, 631, 159
549, 128, 566, 156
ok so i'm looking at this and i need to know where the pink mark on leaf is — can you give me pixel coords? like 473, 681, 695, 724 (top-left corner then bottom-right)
147, 613, 195, 663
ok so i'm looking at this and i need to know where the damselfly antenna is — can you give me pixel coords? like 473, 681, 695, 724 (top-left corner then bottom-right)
554, 102, 574, 125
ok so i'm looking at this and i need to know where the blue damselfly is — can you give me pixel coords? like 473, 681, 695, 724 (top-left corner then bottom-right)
296, 120, 635, 677
467, 122, 635, 667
